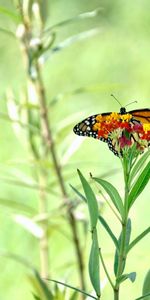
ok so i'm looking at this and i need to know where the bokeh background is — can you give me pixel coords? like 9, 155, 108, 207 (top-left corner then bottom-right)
0, 1, 149, 299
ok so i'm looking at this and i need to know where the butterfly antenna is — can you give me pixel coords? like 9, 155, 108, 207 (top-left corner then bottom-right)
125, 100, 138, 108
111, 94, 122, 107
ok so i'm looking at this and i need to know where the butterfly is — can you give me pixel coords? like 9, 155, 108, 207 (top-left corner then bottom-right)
73, 107, 150, 156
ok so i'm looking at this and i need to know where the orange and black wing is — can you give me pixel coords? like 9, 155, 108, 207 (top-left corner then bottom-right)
73, 112, 120, 156
129, 108, 150, 124
73, 112, 111, 142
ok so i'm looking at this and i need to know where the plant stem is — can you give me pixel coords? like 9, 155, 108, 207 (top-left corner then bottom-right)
35, 62, 86, 292
99, 249, 114, 289
17, 3, 86, 292
38, 173, 49, 278
113, 157, 130, 300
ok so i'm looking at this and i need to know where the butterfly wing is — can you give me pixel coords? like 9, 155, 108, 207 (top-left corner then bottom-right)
129, 108, 150, 124
73, 112, 111, 142
73, 112, 121, 155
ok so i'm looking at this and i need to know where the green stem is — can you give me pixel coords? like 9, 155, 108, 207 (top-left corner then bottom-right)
113, 157, 130, 300
35, 62, 86, 293
17, 6, 86, 291
99, 249, 114, 289
38, 173, 49, 278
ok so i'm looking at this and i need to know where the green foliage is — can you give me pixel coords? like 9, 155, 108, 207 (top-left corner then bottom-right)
77, 170, 99, 230
127, 226, 150, 253
92, 177, 124, 218
116, 272, 136, 284
89, 230, 100, 297
142, 270, 150, 300
128, 149, 150, 186
98, 216, 119, 250
128, 162, 150, 208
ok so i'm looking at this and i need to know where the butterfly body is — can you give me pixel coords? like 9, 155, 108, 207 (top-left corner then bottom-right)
73, 108, 150, 156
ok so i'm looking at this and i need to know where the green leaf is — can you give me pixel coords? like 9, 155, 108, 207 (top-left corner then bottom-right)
136, 294, 150, 300
92, 177, 124, 218
98, 216, 119, 251
32, 270, 53, 300
45, 7, 102, 31
129, 149, 150, 186
117, 272, 136, 284
1, 253, 53, 300
0, 5, 21, 22
142, 270, 150, 300
0, 198, 36, 215
77, 170, 99, 230
70, 291, 78, 300
125, 218, 132, 252
69, 184, 87, 203
46, 279, 97, 300
128, 162, 150, 208
0, 27, 15, 37
127, 227, 150, 253
89, 230, 100, 297
32, 293, 41, 300
41, 28, 100, 63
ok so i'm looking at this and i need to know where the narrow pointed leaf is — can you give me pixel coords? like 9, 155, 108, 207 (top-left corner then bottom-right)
46, 279, 97, 300
127, 227, 150, 253
1, 253, 53, 300
45, 7, 102, 31
69, 184, 87, 203
136, 294, 150, 300
70, 291, 78, 300
93, 177, 124, 218
77, 170, 99, 229
125, 218, 132, 252
89, 230, 100, 297
129, 149, 150, 186
98, 216, 119, 250
114, 233, 121, 276
128, 162, 150, 208
32, 294, 41, 300
40, 28, 100, 63
0, 27, 15, 37
33, 270, 53, 300
0, 198, 36, 214
117, 272, 136, 284
142, 270, 150, 300
0, 5, 21, 22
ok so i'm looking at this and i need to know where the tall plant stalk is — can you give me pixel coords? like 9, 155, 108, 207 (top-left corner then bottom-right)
17, 1, 86, 291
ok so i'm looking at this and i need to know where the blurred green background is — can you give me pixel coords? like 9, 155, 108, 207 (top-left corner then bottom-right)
0, 1, 149, 299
